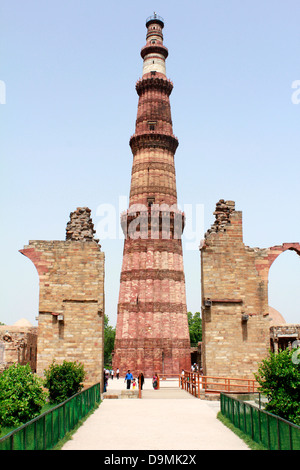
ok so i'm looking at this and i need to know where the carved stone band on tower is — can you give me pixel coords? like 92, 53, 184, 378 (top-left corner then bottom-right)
113, 15, 191, 377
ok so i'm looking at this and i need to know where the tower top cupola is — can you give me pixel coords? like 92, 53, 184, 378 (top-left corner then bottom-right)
141, 13, 168, 76
145, 12, 164, 29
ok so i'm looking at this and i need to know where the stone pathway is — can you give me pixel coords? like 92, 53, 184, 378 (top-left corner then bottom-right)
61, 378, 249, 450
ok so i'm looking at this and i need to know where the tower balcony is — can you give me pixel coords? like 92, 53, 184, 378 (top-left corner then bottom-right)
135, 74, 173, 96
140, 43, 169, 60
129, 132, 178, 153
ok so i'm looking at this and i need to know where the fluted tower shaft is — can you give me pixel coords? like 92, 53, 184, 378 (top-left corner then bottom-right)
113, 15, 190, 377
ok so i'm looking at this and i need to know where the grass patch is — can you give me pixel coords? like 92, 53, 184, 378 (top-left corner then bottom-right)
0, 402, 58, 438
0, 425, 15, 439
0, 400, 101, 449
217, 411, 268, 450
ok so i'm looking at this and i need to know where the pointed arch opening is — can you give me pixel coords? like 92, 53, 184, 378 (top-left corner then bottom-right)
268, 248, 300, 325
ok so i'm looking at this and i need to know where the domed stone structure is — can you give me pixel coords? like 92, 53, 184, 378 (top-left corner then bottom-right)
12, 318, 33, 327
268, 306, 286, 326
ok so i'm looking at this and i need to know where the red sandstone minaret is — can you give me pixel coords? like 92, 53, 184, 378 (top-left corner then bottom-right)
113, 14, 191, 377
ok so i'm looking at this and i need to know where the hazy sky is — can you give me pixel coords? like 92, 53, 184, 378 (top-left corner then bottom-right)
1, 0, 299, 327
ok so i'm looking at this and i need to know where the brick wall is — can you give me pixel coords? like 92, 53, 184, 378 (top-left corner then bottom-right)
0, 326, 37, 372
200, 200, 271, 379
20, 208, 105, 387
270, 325, 300, 352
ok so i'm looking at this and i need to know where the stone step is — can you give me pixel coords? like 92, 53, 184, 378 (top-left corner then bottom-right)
103, 390, 139, 399
103, 393, 120, 399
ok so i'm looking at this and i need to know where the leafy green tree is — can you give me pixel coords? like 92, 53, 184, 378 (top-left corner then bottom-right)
44, 360, 85, 404
0, 363, 47, 427
104, 314, 116, 367
255, 348, 300, 425
187, 311, 202, 345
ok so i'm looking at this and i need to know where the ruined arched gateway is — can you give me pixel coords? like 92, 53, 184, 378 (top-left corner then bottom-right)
200, 199, 300, 379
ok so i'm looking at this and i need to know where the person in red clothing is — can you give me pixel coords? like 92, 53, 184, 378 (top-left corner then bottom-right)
152, 373, 158, 390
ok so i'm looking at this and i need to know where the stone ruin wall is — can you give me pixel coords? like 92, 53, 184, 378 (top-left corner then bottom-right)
200, 199, 300, 380
0, 325, 37, 373
270, 324, 300, 352
20, 207, 105, 388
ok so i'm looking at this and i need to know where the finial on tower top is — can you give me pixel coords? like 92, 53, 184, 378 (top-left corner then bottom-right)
146, 13, 164, 28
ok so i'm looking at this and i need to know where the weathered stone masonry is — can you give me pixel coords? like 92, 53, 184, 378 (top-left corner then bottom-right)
200, 199, 300, 379
0, 322, 37, 373
20, 208, 105, 387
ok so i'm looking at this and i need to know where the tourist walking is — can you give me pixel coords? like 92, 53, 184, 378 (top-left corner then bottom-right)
103, 369, 108, 392
125, 369, 133, 389
116, 368, 120, 379
139, 372, 145, 390
199, 367, 204, 389
181, 369, 185, 387
152, 372, 158, 390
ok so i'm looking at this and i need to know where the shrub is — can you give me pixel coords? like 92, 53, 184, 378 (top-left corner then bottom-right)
44, 360, 86, 404
255, 348, 300, 426
0, 363, 47, 428
187, 311, 202, 344
104, 314, 115, 367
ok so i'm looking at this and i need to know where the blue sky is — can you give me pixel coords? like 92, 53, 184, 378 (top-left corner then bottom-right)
0, 0, 299, 327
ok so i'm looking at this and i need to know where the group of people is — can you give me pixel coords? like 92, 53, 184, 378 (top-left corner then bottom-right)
191, 363, 202, 373
104, 368, 159, 391
125, 370, 159, 390
180, 364, 203, 388
125, 370, 146, 390
103, 367, 120, 392
104, 367, 204, 392
181, 364, 202, 377
104, 368, 120, 380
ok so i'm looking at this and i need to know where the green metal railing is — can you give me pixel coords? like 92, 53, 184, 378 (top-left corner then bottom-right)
0, 382, 101, 450
220, 393, 300, 450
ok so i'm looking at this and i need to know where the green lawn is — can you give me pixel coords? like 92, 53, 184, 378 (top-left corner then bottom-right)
217, 411, 268, 450
0, 402, 57, 439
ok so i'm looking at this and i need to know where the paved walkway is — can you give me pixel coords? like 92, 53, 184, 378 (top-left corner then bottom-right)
62, 378, 249, 451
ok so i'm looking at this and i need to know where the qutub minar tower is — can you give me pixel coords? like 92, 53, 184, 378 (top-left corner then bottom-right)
113, 14, 191, 377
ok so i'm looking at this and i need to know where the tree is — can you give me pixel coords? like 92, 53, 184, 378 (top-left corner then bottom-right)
187, 311, 202, 345
255, 348, 300, 426
0, 363, 47, 428
44, 360, 86, 404
104, 314, 116, 367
